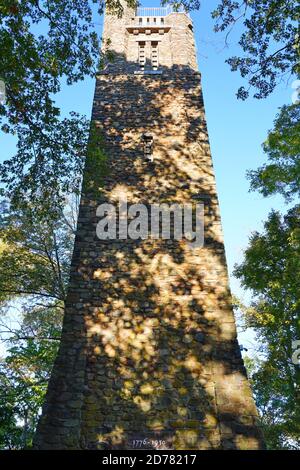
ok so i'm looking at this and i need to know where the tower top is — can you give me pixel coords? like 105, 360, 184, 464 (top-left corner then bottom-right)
102, 3, 198, 73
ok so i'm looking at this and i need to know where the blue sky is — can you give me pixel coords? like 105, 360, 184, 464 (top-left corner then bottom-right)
0, 1, 293, 351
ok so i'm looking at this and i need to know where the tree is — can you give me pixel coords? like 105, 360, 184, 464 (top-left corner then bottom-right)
0, 305, 62, 449
248, 103, 300, 201
234, 103, 300, 446
206, 1, 300, 447
0, 199, 77, 448
0, 2, 131, 446
167, 0, 299, 98
234, 207, 300, 448
170, 0, 300, 99
0, 1, 136, 216
0, 198, 77, 304
0, 0, 101, 214
210, 0, 300, 99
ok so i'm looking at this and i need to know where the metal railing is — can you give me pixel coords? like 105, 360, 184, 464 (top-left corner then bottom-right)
135, 6, 186, 17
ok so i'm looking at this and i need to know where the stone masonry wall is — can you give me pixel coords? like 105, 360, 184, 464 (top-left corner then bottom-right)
102, 7, 197, 72
34, 69, 265, 450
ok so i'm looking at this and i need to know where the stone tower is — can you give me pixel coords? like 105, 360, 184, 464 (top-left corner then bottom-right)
34, 3, 265, 450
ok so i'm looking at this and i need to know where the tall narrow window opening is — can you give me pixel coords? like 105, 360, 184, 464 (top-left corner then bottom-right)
151, 42, 158, 70
142, 133, 154, 162
138, 41, 146, 70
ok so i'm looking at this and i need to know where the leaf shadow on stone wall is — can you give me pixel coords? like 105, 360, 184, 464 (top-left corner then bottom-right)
34, 55, 265, 450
